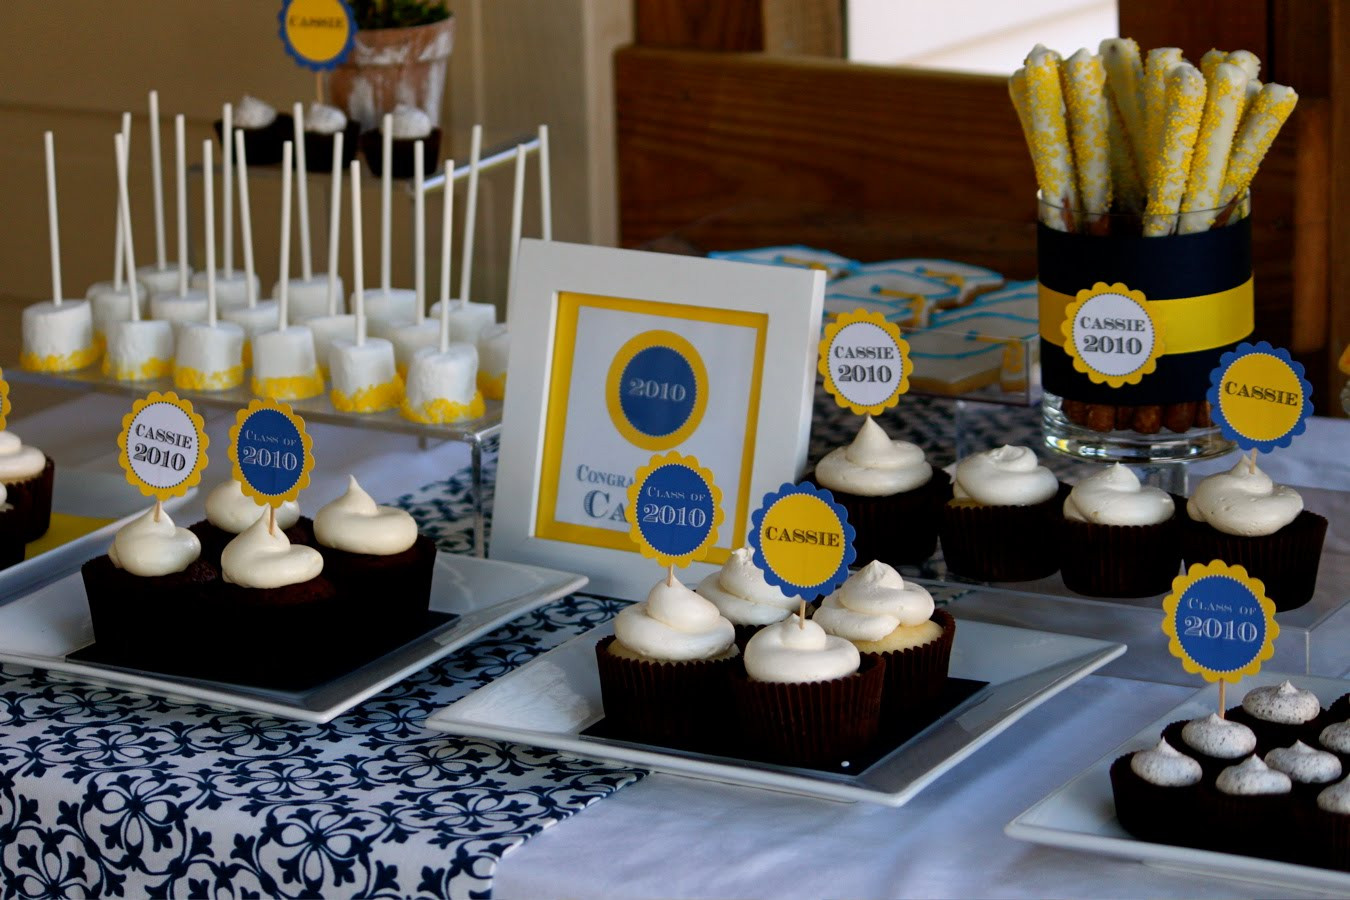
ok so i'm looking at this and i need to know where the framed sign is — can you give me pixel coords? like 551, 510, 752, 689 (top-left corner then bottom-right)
493, 239, 825, 599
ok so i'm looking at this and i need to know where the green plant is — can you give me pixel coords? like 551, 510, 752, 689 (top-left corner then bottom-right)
351, 0, 450, 29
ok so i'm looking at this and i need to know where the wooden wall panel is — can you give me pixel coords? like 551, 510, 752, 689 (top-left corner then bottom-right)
635, 0, 841, 55
1119, 0, 1270, 70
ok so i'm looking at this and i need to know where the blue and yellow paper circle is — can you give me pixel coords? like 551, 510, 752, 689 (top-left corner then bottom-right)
117, 392, 209, 502
1162, 560, 1279, 684
228, 399, 315, 507
1208, 341, 1313, 452
748, 482, 855, 600
818, 309, 911, 415
1060, 282, 1165, 388
624, 452, 723, 567
605, 329, 709, 451
278, 0, 356, 71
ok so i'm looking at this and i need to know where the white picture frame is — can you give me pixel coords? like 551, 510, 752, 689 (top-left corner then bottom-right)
493, 239, 825, 600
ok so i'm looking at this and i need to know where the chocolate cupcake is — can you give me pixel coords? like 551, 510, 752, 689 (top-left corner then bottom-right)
81, 506, 217, 672
1161, 714, 1258, 781
313, 475, 436, 642
1206, 756, 1294, 858
1109, 740, 1205, 847
302, 102, 360, 173
731, 614, 884, 768
1319, 722, 1350, 773
1226, 681, 1325, 753
0, 431, 54, 542
1182, 459, 1328, 611
189, 478, 310, 567
1313, 778, 1350, 870
218, 96, 291, 166
1265, 741, 1343, 803
810, 416, 951, 567
696, 547, 800, 649
1059, 464, 1182, 597
360, 105, 440, 179
939, 445, 1066, 582
595, 571, 739, 753
0, 482, 25, 570
812, 560, 954, 731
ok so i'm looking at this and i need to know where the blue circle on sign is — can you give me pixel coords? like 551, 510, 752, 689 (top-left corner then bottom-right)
635, 464, 716, 559
237, 409, 305, 497
1175, 575, 1268, 673
620, 346, 698, 439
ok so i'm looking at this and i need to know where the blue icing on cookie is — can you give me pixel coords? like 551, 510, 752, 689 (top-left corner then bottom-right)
709, 245, 858, 278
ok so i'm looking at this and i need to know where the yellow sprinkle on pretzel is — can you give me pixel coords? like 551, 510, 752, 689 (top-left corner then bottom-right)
1062, 49, 1112, 220
1200, 49, 1228, 83
1179, 62, 1249, 234
1143, 47, 1184, 190
1144, 63, 1205, 237
1219, 83, 1299, 209
1099, 38, 1148, 183
1024, 46, 1079, 231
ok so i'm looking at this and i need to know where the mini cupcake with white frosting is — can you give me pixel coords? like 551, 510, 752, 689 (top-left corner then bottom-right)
1209, 755, 1295, 857
731, 614, 885, 767
1265, 741, 1342, 800
1160, 712, 1258, 781
938, 444, 1065, 581
302, 102, 358, 172
813, 560, 954, 725
0, 430, 54, 542
696, 547, 799, 645
1314, 776, 1350, 868
222, 95, 290, 165
1227, 681, 1326, 753
595, 571, 739, 751
361, 104, 441, 179
1182, 459, 1328, 610
1108, 738, 1204, 846
810, 416, 950, 566
188, 478, 308, 566
1059, 464, 1180, 598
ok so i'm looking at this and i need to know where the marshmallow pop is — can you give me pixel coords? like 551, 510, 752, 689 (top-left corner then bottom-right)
191, 102, 260, 311
355, 113, 417, 339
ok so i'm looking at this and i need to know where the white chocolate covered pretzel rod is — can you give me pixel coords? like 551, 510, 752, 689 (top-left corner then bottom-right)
1218, 82, 1299, 209
1142, 47, 1183, 190
1062, 49, 1113, 222
1144, 63, 1205, 236
1178, 62, 1248, 234
1024, 45, 1079, 231
1099, 38, 1148, 181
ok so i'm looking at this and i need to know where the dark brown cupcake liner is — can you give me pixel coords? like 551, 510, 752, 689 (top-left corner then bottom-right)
1328, 693, 1350, 723
4, 456, 54, 543
938, 482, 1069, 582
594, 635, 739, 753
1181, 510, 1328, 612
1160, 719, 1253, 783
730, 654, 885, 768
807, 470, 952, 568
81, 554, 219, 672
216, 114, 294, 167
319, 533, 437, 642
1199, 785, 1295, 858
0, 506, 25, 570
865, 609, 955, 733
304, 122, 361, 172
1312, 807, 1350, 871
1108, 754, 1204, 847
361, 127, 442, 179
1225, 705, 1327, 757
1058, 496, 1183, 598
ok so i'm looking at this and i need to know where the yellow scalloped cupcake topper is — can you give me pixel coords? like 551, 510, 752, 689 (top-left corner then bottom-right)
0, 367, 9, 431
818, 309, 911, 415
1061, 282, 1165, 388
116, 392, 209, 502
227, 399, 315, 507
1161, 560, 1278, 685
624, 452, 724, 568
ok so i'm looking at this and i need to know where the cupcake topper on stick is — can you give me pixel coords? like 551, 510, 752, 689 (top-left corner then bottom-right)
278, 141, 294, 330
818, 310, 911, 416
228, 398, 314, 534
380, 113, 392, 292
325, 131, 344, 315
0, 368, 10, 432
292, 102, 313, 281
117, 391, 208, 525
114, 133, 140, 321
1207, 341, 1313, 455
234, 130, 258, 307
43, 132, 63, 306
148, 90, 167, 272
438, 158, 455, 352
747, 482, 855, 601
624, 452, 724, 569
458, 124, 482, 309
223, 102, 234, 277
203, 140, 217, 327
414, 140, 425, 323
350, 159, 365, 345
174, 114, 190, 297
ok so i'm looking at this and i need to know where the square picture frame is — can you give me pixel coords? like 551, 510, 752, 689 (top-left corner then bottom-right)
492, 239, 825, 599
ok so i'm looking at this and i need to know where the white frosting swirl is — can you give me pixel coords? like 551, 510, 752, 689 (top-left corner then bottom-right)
952, 445, 1058, 506
0, 481, 7, 509
306, 102, 347, 134
1181, 714, 1257, 759
108, 507, 200, 577
1265, 741, 1342, 785
1242, 681, 1322, 725
314, 475, 418, 556
612, 573, 735, 661
1187, 460, 1303, 536
1064, 464, 1175, 526
1318, 778, 1350, 814
813, 560, 935, 643
1321, 722, 1350, 754
695, 548, 797, 625
0, 431, 46, 482
813, 417, 932, 496
743, 615, 860, 683
1130, 739, 1202, 787
221, 511, 323, 589
389, 104, 432, 139
206, 479, 300, 533
235, 95, 277, 128
1215, 755, 1292, 795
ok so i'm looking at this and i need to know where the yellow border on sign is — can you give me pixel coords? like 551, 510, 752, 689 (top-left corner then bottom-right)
116, 392, 209, 501
818, 309, 910, 415
605, 329, 710, 450
624, 452, 724, 567
0, 367, 9, 431
1161, 559, 1279, 684
535, 291, 767, 565
1061, 282, 1165, 388
226, 398, 315, 507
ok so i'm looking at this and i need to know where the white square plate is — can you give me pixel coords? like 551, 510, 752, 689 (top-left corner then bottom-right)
0, 552, 586, 723
1006, 672, 1350, 893
424, 618, 1124, 806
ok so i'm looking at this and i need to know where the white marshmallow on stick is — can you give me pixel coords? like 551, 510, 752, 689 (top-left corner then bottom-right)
151, 114, 207, 328
1062, 49, 1112, 224
271, 103, 329, 321
191, 104, 259, 311
477, 143, 526, 401
308, 133, 355, 376
1143, 63, 1205, 237
439, 158, 455, 352
381, 112, 392, 292
223, 130, 280, 364
391, 140, 441, 375
89, 114, 142, 346
1178, 63, 1248, 234
148, 91, 167, 272
538, 124, 552, 241
357, 114, 416, 338
429, 124, 494, 343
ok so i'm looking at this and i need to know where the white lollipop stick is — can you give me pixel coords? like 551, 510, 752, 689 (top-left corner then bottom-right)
293, 102, 313, 280
149, 90, 167, 271
351, 159, 365, 345
278, 141, 293, 330
203, 140, 217, 326
114, 133, 140, 318
326, 131, 344, 315
234, 130, 258, 308
538, 124, 552, 241
223, 102, 234, 277
458, 124, 482, 308
414, 139, 425, 323
113, 112, 132, 291
380, 112, 392, 291
175, 114, 189, 296
43, 132, 62, 305
508, 143, 527, 303
439, 159, 455, 352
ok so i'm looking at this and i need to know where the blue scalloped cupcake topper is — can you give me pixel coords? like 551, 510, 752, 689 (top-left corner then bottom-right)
1207, 341, 1313, 452
747, 482, 855, 600
278, 0, 356, 71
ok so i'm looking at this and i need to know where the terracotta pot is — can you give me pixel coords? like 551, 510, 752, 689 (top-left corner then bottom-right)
327, 16, 455, 134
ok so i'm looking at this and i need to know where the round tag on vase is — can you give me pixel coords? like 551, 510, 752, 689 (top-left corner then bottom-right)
1060, 282, 1165, 388
228, 399, 315, 507
818, 309, 911, 415
117, 392, 209, 501
747, 482, 855, 599
625, 453, 723, 567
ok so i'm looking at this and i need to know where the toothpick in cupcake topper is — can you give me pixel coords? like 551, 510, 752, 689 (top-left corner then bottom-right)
625, 453, 723, 568
747, 482, 855, 600
0, 368, 9, 431
1162, 560, 1279, 716
818, 309, 911, 415
1208, 341, 1313, 458
1059, 283, 1165, 388
278, 0, 355, 72
228, 399, 315, 532
117, 392, 209, 522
